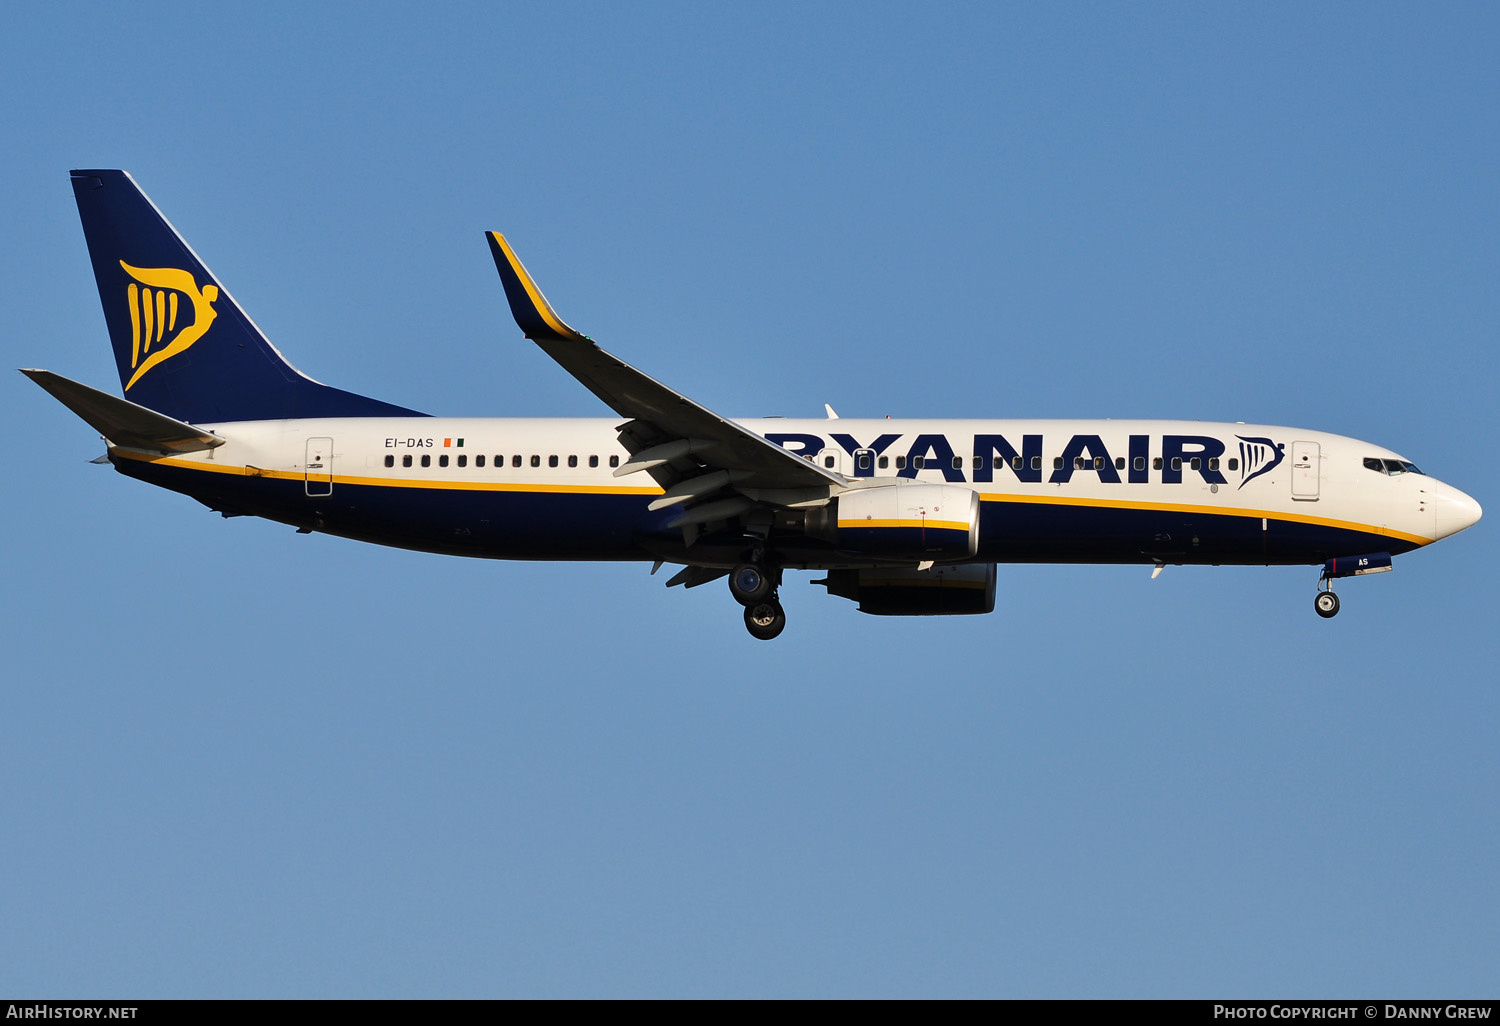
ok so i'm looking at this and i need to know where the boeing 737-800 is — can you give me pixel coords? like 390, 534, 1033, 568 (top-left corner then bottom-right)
25, 170, 1482, 639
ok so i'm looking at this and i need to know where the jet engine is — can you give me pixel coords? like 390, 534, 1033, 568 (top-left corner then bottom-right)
812, 483, 980, 561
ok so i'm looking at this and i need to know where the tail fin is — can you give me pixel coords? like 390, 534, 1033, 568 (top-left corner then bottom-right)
69, 170, 424, 423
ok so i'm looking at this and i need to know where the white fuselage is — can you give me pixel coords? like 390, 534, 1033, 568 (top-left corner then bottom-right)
111, 416, 1481, 568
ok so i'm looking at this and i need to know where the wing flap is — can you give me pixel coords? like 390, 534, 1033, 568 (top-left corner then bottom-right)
21, 368, 225, 454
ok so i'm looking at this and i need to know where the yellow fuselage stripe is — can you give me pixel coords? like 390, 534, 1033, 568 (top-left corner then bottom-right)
976, 491, 1430, 547
110, 450, 1431, 544
112, 449, 661, 496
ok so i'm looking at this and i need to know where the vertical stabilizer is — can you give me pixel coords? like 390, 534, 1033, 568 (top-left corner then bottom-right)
69, 170, 423, 423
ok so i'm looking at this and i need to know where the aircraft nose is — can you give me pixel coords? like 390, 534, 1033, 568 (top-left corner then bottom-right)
1433, 485, 1482, 540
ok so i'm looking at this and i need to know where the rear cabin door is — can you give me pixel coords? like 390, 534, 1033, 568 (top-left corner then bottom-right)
305, 437, 334, 496
1291, 440, 1320, 500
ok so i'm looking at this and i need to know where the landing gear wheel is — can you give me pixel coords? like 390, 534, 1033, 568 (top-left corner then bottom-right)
744, 597, 786, 641
1314, 591, 1340, 618
729, 563, 775, 605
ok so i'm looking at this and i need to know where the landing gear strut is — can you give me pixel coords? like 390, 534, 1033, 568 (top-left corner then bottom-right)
729, 561, 785, 639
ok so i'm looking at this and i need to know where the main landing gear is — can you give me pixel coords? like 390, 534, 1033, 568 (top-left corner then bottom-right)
730, 561, 785, 640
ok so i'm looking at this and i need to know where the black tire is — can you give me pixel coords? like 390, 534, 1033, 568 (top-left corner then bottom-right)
743, 598, 786, 641
1314, 591, 1340, 618
729, 563, 774, 606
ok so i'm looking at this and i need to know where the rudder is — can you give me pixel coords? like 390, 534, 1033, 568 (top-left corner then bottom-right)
70, 170, 423, 423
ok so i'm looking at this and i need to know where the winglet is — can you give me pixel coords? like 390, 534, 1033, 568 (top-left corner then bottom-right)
486, 232, 590, 344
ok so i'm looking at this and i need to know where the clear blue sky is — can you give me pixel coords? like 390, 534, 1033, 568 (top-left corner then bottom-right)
3, 1, 1496, 998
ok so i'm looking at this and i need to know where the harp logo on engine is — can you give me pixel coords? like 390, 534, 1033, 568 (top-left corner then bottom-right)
119, 260, 220, 390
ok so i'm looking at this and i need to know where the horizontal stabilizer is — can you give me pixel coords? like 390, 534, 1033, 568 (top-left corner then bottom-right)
21, 369, 225, 454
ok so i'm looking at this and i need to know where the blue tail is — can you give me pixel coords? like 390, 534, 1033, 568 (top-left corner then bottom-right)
70, 170, 424, 423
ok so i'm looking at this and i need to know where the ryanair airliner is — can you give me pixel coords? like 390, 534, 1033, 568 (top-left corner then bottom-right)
26, 170, 1482, 639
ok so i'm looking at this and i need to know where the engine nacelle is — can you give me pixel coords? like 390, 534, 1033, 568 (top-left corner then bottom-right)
828, 483, 980, 561
816, 563, 997, 616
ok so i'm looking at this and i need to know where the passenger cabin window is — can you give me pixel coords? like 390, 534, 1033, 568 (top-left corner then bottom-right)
1031, 456, 1041, 471
1074, 457, 1084, 470
513, 455, 523, 468
1094, 456, 1105, 470
439, 454, 449, 467
858, 454, 871, 471
951, 456, 963, 470
895, 455, 906, 469
1228, 458, 1238, 471
913, 456, 925, 469
458, 455, 467, 467
568, 455, 578, 468
530, 455, 540, 468
973, 456, 983, 470
549, 455, 559, 468
1116, 457, 1125, 470
1133, 457, 1145, 472
1190, 457, 1200, 471
476, 455, 485, 467
878, 456, 889, 469
1153, 457, 1163, 471
824, 455, 835, 468
384, 454, 394, 468
1171, 457, 1181, 471
589, 455, 598, 468
609, 455, 619, 468
1054, 457, 1063, 470
421, 454, 431, 468
403, 455, 412, 468
1208, 457, 1218, 471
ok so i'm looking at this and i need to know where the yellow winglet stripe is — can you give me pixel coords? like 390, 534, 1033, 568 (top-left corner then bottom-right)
487, 231, 585, 342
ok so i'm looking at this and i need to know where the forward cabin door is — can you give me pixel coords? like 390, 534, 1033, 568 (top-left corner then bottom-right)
305, 437, 334, 496
1291, 440, 1320, 500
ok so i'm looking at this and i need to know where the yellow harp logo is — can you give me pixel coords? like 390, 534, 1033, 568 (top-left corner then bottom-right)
120, 261, 219, 390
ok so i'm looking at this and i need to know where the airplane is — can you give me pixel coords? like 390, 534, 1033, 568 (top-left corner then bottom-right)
25, 169, 1482, 640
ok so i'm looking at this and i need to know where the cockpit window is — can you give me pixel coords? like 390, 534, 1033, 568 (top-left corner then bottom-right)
1364, 457, 1425, 476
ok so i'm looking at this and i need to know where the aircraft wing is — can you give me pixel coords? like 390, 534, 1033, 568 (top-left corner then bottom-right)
486, 232, 845, 496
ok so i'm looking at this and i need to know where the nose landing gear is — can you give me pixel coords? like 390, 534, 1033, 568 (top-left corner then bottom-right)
1314, 588, 1340, 618
729, 561, 785, 640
